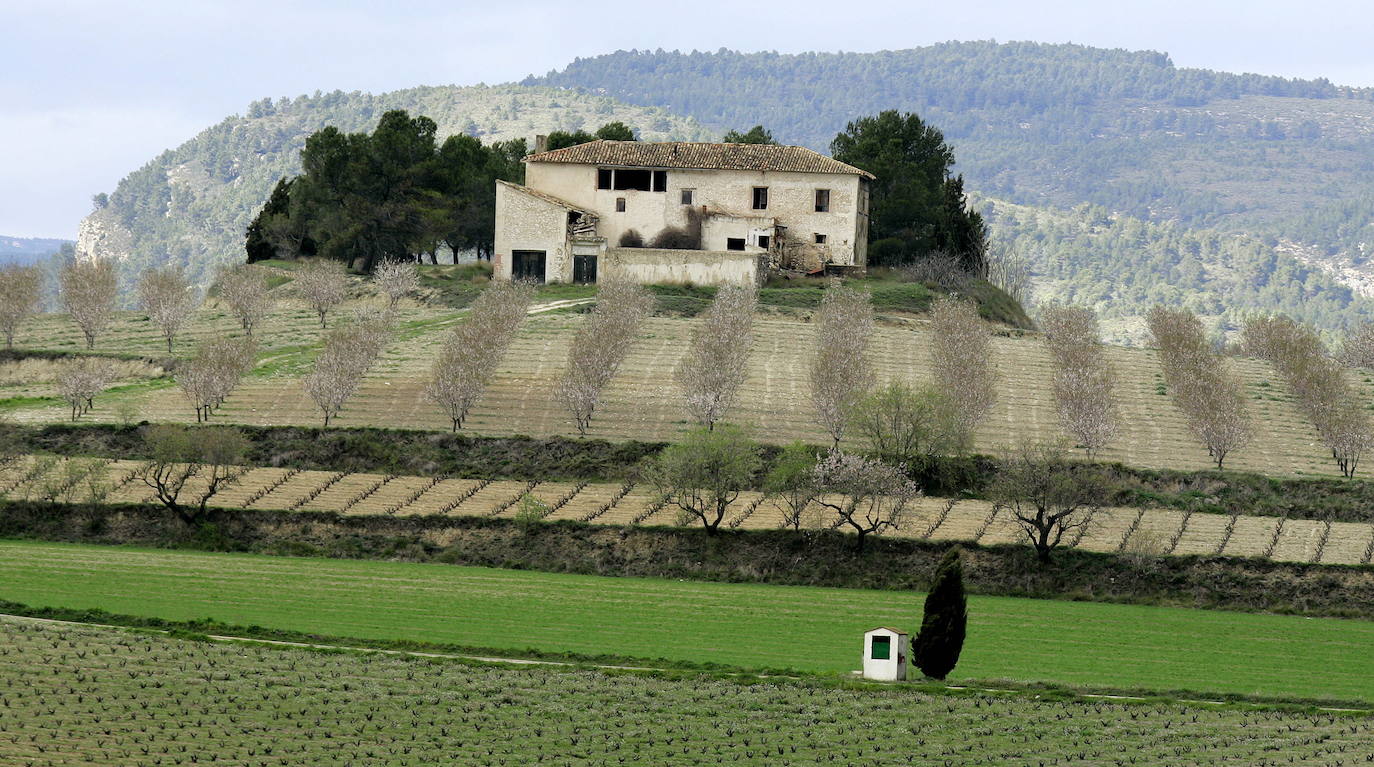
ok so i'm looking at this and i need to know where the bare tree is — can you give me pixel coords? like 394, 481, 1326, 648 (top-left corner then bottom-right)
304, 309, 393, 426
676, 285, 757, 430
984, 240, 1033, 307
1039, 304, 1118, 458
177, 337, 258, 422
0, 264, 43, 351
1341, 321, 1374, 369
929, 295, 997, 452
294, 259, 349, 328
426, 281, 535, 431
374, 259, 420, 311
812, 449, 920, 552
809, 285, 875, 447
1147, 306, 1252, 469
55, 358, 116, 420
556, 281, 654, 436
59, 259, 118, 349
1244, 314, 1374, 477
648, 425, 761, 535
989, 441, 1105, 563
217, 265, 274, 336
133, 424, 248, 526
137, 265, 199, 354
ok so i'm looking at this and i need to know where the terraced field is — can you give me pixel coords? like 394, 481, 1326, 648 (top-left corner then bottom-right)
7, 619, 1373, 767
7, 455, 1371, 565
11, 306, 1373, 479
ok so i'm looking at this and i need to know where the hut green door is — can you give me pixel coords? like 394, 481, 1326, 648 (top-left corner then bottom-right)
573, 255, 597, 285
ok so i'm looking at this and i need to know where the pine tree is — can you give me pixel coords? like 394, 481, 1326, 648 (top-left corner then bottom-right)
912, 546, 967, 679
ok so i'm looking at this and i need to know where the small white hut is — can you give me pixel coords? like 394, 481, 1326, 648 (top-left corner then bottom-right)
862, 627, 908, 681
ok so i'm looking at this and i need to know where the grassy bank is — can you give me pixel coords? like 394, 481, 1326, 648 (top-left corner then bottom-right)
4, 539, 1374, 702
4, 502, 1373, 618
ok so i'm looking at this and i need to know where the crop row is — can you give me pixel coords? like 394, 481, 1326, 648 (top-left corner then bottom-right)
12, 313, 1370, 480
3, 455, 1371, 566
2, 617, 1372, 766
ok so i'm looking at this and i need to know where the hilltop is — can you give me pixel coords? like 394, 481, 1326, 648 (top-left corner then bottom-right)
77, 85, 712, 291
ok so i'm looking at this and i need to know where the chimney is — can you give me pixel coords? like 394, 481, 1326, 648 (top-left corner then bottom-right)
534, 134, 548, 154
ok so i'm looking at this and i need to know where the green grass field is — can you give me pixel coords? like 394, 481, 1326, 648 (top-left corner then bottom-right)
3, 540, 1372, 703
8, 619, 1371, 767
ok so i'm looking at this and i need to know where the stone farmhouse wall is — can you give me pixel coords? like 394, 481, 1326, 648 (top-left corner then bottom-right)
525, 163, 867, 268
601, 247, 766, 286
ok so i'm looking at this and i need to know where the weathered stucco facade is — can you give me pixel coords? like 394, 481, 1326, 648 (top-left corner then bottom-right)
493, 140, 872, 285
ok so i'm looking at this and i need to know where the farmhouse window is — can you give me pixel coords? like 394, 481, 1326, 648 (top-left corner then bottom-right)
613, 169, 653, 191
681, 189, 695, 205
752, 187, 769, 210
757, 235, 771, 249
815, 233, 827, 244
727, 238, 746, 251
597, 169, 613, 190
615, 198, 626, 212
871, 635, 891, 660
653, 170, 668, 191
815, 189, 830, 212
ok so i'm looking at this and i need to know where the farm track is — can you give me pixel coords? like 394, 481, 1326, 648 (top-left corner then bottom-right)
13, 306, 1374, 480
5, 455, 1370, 566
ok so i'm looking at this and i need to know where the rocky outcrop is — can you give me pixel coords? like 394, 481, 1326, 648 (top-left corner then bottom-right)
74, 209, 134, 264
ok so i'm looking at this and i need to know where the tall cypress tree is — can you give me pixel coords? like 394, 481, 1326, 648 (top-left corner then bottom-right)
912, 545, 967, 680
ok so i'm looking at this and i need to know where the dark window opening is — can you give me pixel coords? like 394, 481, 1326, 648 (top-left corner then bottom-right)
613, 169, 653, 191
681, 189, 694, 205
653, 170, 668, 192
597, 169, 613, 190
815, 233, 827, 244
871, 635, 891, 660
726, 238, 746, 251
511, 250, 546, 283
615, 198, 626, 212
757, 235, 770, 249
752, 187, 769, 210
815, 189, 830, 212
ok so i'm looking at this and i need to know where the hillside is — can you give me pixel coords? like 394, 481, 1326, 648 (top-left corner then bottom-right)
527, 43, 1374, 324
77, 85, 713, 292
0, 236, 70, 266
526, 43, 1374, 233
5, 286, 1369, 481
979, 197, 1374, 343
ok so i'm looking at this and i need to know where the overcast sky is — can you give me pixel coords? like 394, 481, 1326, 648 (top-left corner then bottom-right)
2, 0, 1371, 239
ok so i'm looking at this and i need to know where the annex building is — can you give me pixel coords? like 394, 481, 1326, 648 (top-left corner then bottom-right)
493, 139, 873, 286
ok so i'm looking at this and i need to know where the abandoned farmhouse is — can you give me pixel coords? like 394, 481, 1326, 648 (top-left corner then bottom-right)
493, 140, 874, 285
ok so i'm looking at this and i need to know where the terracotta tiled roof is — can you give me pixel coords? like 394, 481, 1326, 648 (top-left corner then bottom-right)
525, 140, 875, 179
